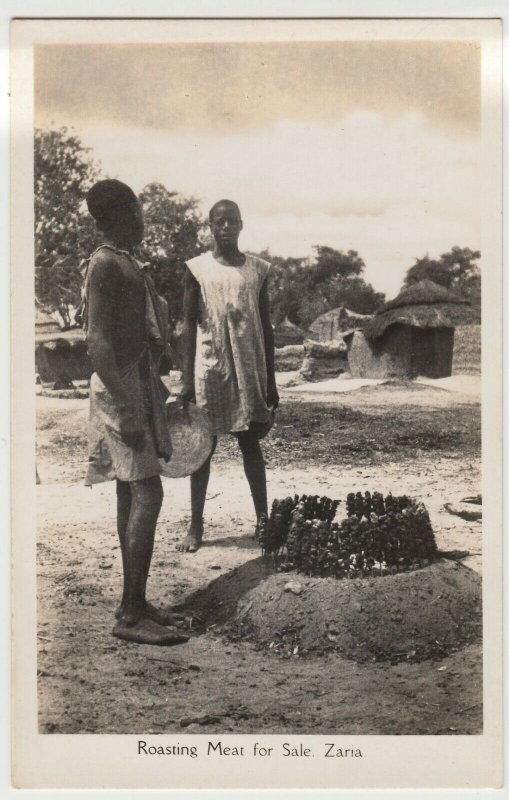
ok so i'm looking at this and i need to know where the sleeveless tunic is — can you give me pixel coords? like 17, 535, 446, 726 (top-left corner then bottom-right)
82, 245, 171, 484
186, 251, 272, 435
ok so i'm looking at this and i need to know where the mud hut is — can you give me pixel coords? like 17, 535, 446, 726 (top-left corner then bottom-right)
452, 324, 481, 375
308, 305, 372, 343
345, 280, 472, 379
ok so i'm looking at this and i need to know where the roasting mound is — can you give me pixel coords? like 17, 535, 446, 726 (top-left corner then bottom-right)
179, 558, 482, 663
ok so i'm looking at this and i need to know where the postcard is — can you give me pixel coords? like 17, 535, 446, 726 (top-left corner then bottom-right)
10, 15, 503, 791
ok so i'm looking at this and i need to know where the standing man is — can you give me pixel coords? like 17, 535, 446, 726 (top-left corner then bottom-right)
83, 179, 188, 647
177, 199, 279, 553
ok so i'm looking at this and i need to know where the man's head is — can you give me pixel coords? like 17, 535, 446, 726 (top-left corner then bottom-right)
209, 200, 242, 249
86, 179, 144, 246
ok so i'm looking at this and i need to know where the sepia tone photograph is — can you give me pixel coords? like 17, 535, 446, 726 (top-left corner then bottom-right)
9, 14, 503, 792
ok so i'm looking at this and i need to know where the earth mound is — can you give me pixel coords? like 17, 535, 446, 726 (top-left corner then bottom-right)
179, 558, 481, 663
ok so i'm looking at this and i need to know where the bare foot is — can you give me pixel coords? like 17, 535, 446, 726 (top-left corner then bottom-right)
112, 615, 189, 646
115, 602, 185, 628
177, 524, 203, 553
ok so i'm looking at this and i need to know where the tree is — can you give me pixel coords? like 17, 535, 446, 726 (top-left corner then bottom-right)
137, 182, 207, 328
311, 246, 365, 284
34, 129, 208, 330
323, 274, 385, 316
34, 127, 100, 326
264, 252, 310, 325
403, 247, 481, 305
266, 246, 385, 328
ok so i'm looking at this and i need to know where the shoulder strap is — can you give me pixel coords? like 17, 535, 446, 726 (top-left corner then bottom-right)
247, 253, 271, 285
89, 243, 131, 259
185, 252, 208, 285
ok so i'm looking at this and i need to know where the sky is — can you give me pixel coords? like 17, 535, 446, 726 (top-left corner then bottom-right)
35, 41, 481, 297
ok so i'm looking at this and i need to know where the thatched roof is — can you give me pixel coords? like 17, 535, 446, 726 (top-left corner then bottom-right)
309, 306, 372, 343
277, 316, 305, 331
362, 280, 473, 341
309, 305, 371, 334
274, 317, 310, 347
384, 279, 469, 311
35, 305, 60, 333
36, 328, 85, 344
310, 305, 371, 328
364, 302, 476, 341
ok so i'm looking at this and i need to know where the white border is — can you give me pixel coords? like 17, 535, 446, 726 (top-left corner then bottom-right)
3, 3, 507, 798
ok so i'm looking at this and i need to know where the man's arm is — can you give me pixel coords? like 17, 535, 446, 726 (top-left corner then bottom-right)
259, 278, 279, 409
86, 255, 144, 449
180, 268, 200, 402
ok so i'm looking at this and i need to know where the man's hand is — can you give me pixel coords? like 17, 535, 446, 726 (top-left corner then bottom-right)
267, 382, 280, 410
119, 407, 145, 451
179, 382, 196, 404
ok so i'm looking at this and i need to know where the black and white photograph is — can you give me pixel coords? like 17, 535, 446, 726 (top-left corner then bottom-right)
9, 14, 503, 792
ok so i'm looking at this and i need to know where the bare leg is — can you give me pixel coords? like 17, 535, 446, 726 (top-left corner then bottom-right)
115, 479, 184, 626
177, 437, 217, 553
237, 428, 268, 521
116, 479, 131, 608
113, 476, 188, 646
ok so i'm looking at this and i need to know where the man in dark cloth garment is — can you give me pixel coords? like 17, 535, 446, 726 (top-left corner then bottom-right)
83, 179, 188, 646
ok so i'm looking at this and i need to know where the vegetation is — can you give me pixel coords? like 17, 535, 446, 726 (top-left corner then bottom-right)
137, 182, 207, 328
34, 128, 99, 327
265, 246, 385, 328
34, 127, 480, 332
403, 247, 481, 307
34, 128, 206, 329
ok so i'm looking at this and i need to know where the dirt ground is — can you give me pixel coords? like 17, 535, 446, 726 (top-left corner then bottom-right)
36, 378, 482, 735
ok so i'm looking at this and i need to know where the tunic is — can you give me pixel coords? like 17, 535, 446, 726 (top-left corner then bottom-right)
81, 245, 171, 484
186, 251, 272, 435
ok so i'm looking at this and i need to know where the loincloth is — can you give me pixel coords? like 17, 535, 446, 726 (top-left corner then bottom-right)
85, 364, 161, 485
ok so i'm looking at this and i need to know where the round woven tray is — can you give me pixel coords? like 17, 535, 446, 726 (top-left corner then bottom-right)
159, 400, 214, 479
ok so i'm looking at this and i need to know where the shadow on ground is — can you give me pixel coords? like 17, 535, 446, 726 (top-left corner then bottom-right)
175, 556, 275, 627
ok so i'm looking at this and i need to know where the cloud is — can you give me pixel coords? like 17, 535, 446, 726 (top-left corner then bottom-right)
81, 111, 480, 297
36, 41, 480, 137
245, 208, 478, 298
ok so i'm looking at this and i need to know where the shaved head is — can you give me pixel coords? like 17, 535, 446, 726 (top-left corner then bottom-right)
209, 199, 241, 223
86, 179, 138, 228
86, 178, 143, 245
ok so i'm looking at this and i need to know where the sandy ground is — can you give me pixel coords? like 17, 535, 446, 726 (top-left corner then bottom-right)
416, 375, 481, 396
36, 378, 482, 735
283, 376, 385, 393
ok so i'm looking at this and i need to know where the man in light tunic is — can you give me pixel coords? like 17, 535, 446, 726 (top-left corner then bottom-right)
178, 200, 279, 552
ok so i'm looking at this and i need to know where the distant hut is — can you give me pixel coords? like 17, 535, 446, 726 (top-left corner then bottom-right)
452, 324, 481, 375
309, 305, 372, 343
35, 301, 61, 337
35, 299, 91, 385
345, 280, 473, 379
274, 317, 311, 348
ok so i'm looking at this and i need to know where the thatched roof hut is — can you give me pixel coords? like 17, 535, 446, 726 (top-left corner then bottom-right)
346, 280, 474, 380
309, 305, 372, 342
274, 317, 311, 348
364, 280, 471, 342
35, 299, 89, 385
35, 300, 85, 344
